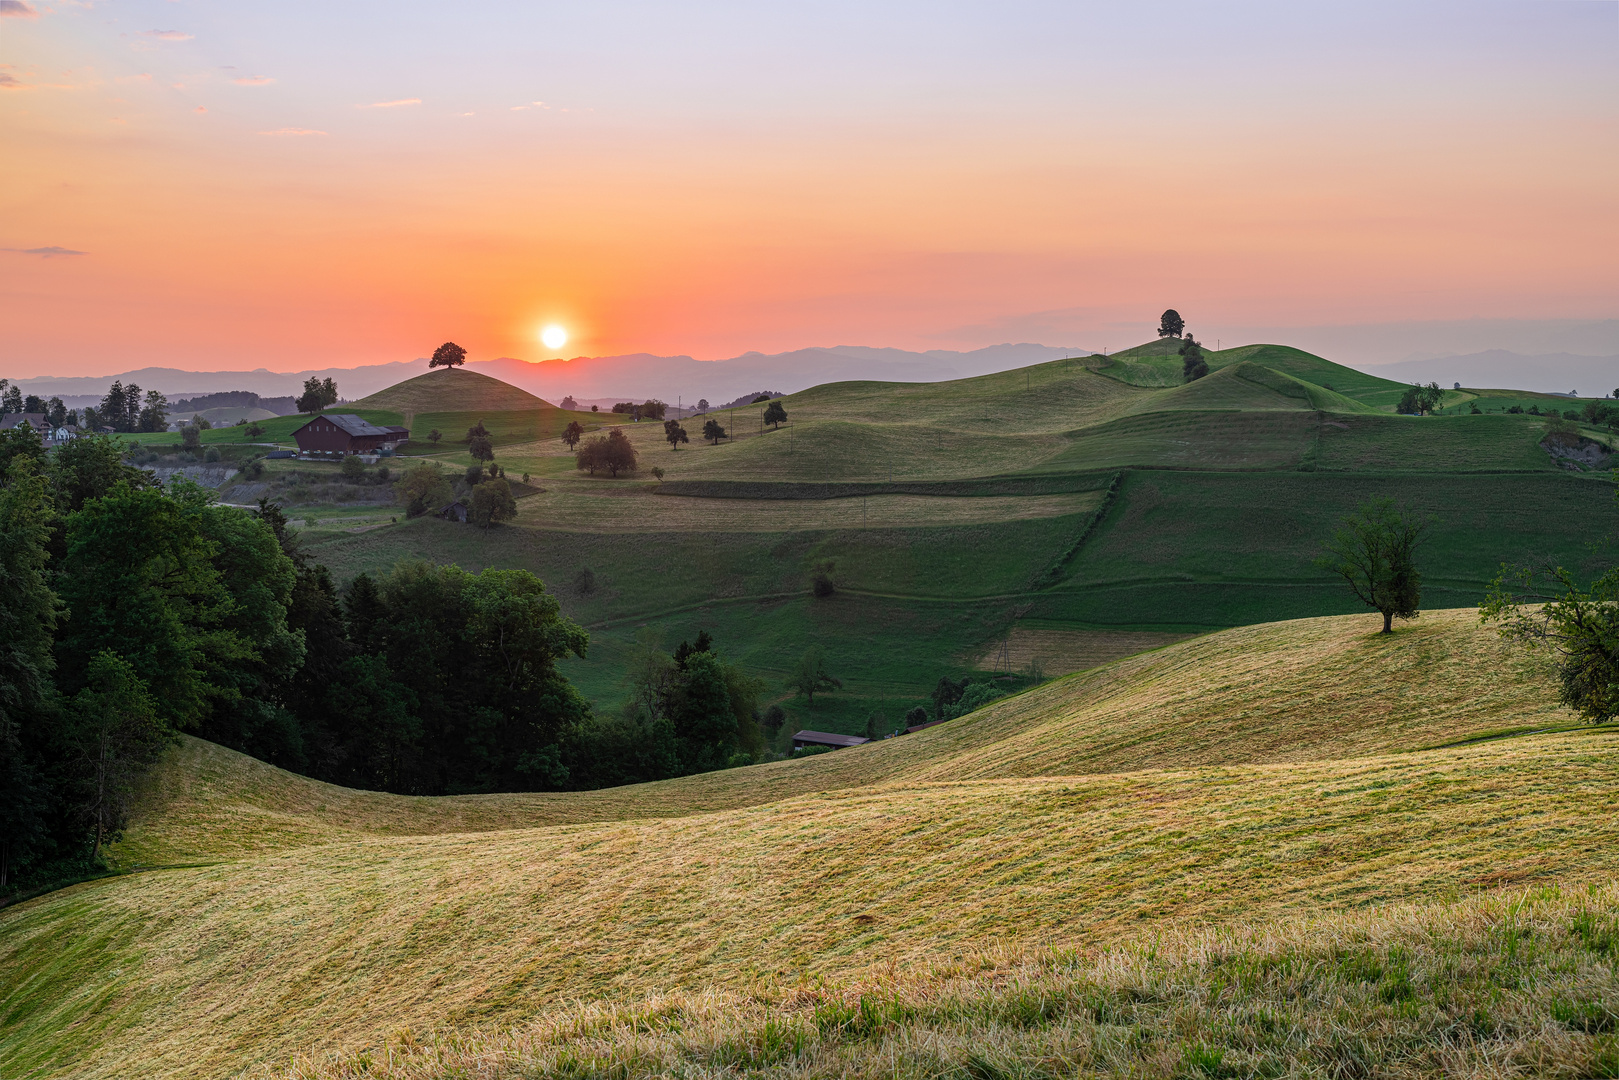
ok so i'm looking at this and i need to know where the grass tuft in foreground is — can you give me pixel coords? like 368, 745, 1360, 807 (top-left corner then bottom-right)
275, 885, 1619, 1079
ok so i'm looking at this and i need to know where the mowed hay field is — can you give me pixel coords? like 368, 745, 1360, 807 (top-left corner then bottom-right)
5, 609, 1617, 1079
518, 488, 1103, 532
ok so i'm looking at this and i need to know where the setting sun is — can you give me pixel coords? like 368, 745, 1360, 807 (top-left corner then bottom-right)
541, 325, 568, 351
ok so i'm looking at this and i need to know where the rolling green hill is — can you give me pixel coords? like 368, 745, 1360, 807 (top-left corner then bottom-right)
4, 609, 1617, 1079
98, 337, 1619, 734
351, 366, 553, 412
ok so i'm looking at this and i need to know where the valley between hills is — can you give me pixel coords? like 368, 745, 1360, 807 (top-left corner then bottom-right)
6, 338, 1619, 1078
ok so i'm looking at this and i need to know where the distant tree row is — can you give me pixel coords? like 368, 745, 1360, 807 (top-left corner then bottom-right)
611, 400, 667, 421
0, 382, 77, 429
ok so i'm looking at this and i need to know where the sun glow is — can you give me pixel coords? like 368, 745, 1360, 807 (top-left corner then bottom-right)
540, 325, 568, 351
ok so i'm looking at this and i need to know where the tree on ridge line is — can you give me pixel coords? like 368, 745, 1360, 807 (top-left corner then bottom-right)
430, 342, 467, 369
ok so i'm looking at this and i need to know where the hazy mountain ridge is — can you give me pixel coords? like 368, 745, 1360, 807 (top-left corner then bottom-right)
3, 344, 1086, 406
1352, 350, 1619, 397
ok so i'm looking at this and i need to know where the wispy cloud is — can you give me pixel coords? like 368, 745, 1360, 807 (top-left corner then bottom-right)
194, 105, 206, 113
4, 246, 88, 257
141, 29, 194, 42
258, 127, 325, 136
233, 75, 274, 86
0, 1, 40, 19
358, 97, 420, 109
0, 73, 22, 89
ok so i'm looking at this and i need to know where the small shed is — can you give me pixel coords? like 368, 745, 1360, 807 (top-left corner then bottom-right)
904, 718, 947, 734
791, 730, 870, 751
436, 499, 470, 523
291, 414, 409, 455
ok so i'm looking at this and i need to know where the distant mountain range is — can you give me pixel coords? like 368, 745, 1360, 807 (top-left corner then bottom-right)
3, 344, 1088, 407
1350, 351, 1619, 397
11, 340, 1619, 405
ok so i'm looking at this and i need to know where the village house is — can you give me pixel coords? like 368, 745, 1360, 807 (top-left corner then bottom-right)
0, 413, 50, 436
290, 414, 410, 456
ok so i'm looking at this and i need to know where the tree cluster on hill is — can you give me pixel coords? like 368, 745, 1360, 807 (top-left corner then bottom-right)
0, 425, 763, 896
0, 382, 77, 429
1396, 382, 1443, 416
1179, 335, 1209, 382
578, 630, 766, 784
168, 391, 298, 416
78, 381, 169, 433
611, 400, 667, 421
296, 377, 339, 414
576, 428, 637, 476
719, 390, 784, 409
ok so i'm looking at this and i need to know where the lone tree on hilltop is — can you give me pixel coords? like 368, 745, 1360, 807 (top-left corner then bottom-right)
703, 418, 726, 444
664, 419, 689, 450
696, 398, 709, 412
1158, 309, 1185, 338
763, 400, 788, 430
789, 646, 842, 707
467, 420, 494, 463
562, 420, 585, 450
1179, 335, 1209, 382
296, 377, 338, 414
1316, 498, 1430, 633
430, 342, 467, 370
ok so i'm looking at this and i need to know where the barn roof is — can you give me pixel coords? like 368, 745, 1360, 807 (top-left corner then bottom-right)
0, 413, 48, 431
296, 414, 408, 437
791, 729, 870, 748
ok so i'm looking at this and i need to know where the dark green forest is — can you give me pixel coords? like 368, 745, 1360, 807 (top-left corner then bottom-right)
0, 428, 762, 899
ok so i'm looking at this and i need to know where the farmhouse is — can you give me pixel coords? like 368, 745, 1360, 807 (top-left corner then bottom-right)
791, 730, 869, 751
291, 414, 409, 455
0, 413, 49, 435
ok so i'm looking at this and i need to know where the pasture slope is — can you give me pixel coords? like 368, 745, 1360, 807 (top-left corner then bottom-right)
4, 609, 1619, 1079
280, 338, 1617, 729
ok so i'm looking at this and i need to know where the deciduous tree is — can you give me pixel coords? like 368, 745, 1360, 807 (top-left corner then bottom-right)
296, 377, 338, 414
1483, 561, 1619, 724
1158, 309, 1185, 338
562, 420, 585, 450
764, 400, 788, 429
469, 477, 517, 528
788, 646, 842, 706
703, 419, 726, 444
430, 342, 467, 369
1315, 498, 1429, 633
664, 419, 689, 450
467, 420, 495, 463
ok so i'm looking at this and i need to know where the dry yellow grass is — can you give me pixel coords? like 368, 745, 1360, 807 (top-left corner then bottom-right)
276, 885, 1619, 1080
8, 730, 1618, 1079
5, 608, 1606, 1080
112, 608, 1573, 869
973, 626, 1193, 675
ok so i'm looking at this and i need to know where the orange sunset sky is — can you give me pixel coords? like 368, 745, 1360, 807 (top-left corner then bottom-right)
3, 1, 1617, 376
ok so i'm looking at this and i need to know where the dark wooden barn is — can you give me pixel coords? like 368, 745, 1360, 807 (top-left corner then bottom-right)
290, 414, 409, 455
